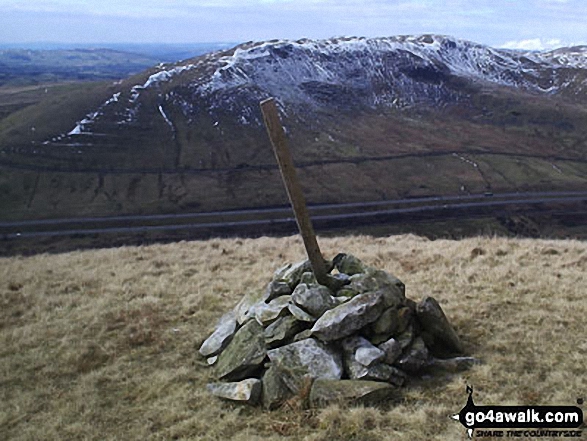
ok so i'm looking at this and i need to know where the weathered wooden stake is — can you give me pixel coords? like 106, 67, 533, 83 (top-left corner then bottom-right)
260, 97, 329, 285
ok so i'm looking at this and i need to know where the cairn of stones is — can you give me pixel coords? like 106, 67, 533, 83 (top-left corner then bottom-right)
199, 253, 476, 409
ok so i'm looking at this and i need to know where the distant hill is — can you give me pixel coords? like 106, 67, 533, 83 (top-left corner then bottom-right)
0, 43, 238, 87
0, 35, 586, 222
0, 48, 158, 87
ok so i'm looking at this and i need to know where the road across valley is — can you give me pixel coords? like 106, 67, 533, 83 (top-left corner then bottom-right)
1, 190, 586, 239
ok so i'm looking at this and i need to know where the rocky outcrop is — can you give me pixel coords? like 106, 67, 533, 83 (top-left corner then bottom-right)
200, 253, 476, 408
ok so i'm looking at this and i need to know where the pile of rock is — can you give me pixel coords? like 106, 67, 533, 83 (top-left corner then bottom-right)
199, 253, 476, 409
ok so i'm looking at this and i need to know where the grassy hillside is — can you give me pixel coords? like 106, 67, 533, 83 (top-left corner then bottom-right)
1, 234, 585, 440
2, 79, 587, 223
1, 42, 587, 223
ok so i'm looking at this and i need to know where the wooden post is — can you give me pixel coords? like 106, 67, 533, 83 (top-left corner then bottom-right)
260, 97, 329, 285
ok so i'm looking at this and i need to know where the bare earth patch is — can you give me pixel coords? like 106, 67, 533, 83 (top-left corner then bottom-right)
0, 234, 585, 440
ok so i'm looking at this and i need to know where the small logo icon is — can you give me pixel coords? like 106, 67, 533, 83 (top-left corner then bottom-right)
451, 385, 476, 438
451, 386, 583, 438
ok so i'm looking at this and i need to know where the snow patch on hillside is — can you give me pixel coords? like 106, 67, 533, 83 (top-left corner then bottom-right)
158, 104, 174, 134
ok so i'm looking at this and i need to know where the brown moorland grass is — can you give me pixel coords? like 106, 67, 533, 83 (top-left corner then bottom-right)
0, 234, 585, 440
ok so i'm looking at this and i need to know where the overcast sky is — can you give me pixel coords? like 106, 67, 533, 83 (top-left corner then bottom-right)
1, 0, 586, 50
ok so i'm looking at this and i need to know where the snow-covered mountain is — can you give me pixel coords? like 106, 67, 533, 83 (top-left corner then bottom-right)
58, 35, 586, 142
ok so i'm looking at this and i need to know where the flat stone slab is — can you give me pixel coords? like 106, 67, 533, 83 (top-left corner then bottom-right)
265, 280, 292, 301
264, 315, 305, 348
309, 379, 398, 408
207, 379, 262, 405
254, 295, 291, 326
428, 356, 481, 373
311, 291, 385, 342
234, 289, 271, 325
288, 303, 316, 322
215, 320, 267, 381
199, 311, 238, 357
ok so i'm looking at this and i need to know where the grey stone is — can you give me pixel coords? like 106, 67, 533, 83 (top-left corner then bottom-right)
367, 268, 406, 295
266, 280, 292, 301
288, 303, 316, 322
415, 297, 464, 354
309, 379, 398, 408
262, 364, 294, 410
346, 268, 405, 309
311, 291, 384, 342
215, 320, 267, 381
322, 274, 348, 292
199, 311, 238, 357
332, 272, 351, 286
293, 329, 313, 342
267, 339, 343, 394
254, 295, 291, 326
273, 259, 312, 289
342, 336, 390, 380
378, 338, 403, 365
341, 335, 368, 353
234, 290, 271, 325
368, 333, 394, 346
292, 283, 337, 317
394, 337, 431, 374
264, 315, 305, 348
355, 345, 385, 367
369, 274, 405, 309
428, 356, 481, 373
369, 307, 399, 337
350, 361, 400, 382
207, 355, 218, 365
333, 253, 367, 275
348, 273, 379, 293
337, 287, 360, 298
396, 324, 415, 349
300, 271, 317, 285
207, 379, 262, 405
333, 296, 350, 306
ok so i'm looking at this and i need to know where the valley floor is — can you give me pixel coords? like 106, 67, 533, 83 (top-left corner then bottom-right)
0, 234, 585, 440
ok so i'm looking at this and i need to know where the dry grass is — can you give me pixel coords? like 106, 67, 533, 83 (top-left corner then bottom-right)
1, 234, 585, 440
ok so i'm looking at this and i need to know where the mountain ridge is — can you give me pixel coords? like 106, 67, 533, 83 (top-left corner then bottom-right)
1, 35, 586, 222
53, 34, 587, 153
